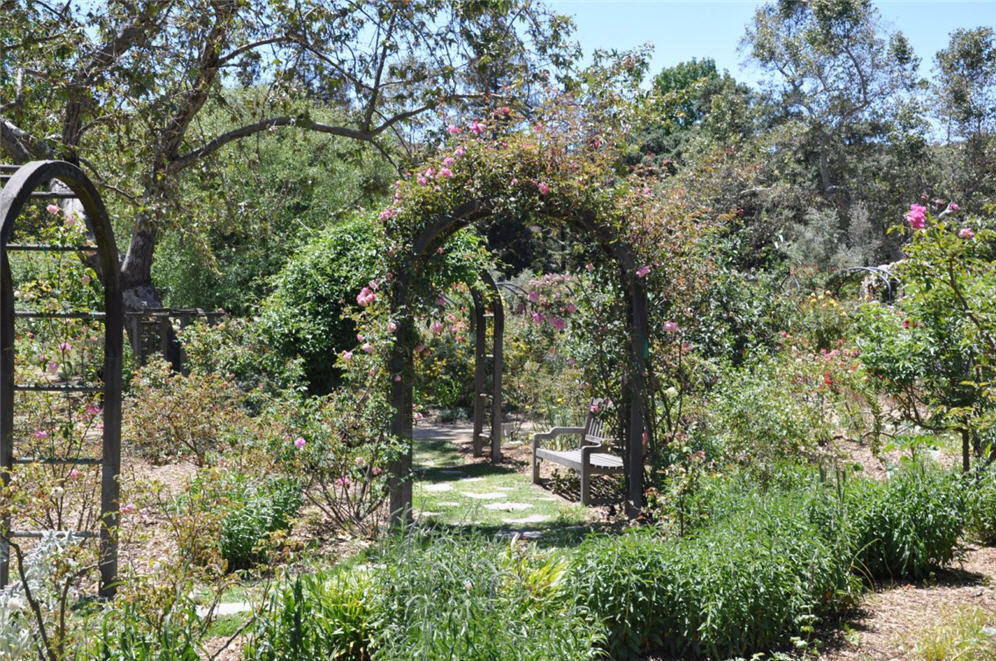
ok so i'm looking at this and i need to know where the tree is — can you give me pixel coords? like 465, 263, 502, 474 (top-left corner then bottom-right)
934, 27, 996, 207
1, 0, 576, 323
742, 0, 920, 197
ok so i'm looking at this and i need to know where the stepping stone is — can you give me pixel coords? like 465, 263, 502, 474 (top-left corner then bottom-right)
462, 491, 505, 499
196, 602, 252, 617
503, 514, 550, 524
484, 502, 532, 511
424, 483, 453, 492
496, 529, 543, 539
436, 501, 461, 507
461, 477, 484, 482
417, 511, 441, 517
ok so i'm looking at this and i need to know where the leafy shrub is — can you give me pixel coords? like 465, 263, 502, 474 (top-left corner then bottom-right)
966, 467, 996, 545
220, 479, 302, 571
841, 464, 964, 580
125, 359, 251, 466
911, 605, 996, 661
569, 492, 858, 659
245, 569, 379, 660
373, 532, 604, 660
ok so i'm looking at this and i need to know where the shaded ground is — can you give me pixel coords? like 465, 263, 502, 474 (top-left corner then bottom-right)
819, 546, 996, 660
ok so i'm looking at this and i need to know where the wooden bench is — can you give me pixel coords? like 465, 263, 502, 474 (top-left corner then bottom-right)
532, 399, 623, 505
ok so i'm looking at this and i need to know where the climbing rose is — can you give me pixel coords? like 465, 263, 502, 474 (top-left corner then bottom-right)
589, 403, 601, 413
500, 106, 510, 115
362, 342, 374, 354
454, 145, 466, 157
950, 203, 960, 211
356, 333, 365, 342
430, 321, 444, 334
550, 317, 566, 332
537, 181, 550, 195
527, 291, 538, 302
46, 204, 60, 214
447, 124, 461, 135
387, 321, 398, 333
33, 429, 49, 439
294, 437, 306, 449
68, 468, 80, 478
439, 167, 453, 178
468, 120, 485, 136
958, 227, 975, 239
565, 302, 577, 314
58, 341, 71, 353
635, 265, 651, 278
379, 208, 395, 221
905, 204, 927, 229
342, 350, 353, 362
46, 361, 59, 373
442, 157, 455, 167
417, 174, 428, 185
121, 504, 137, 515
663, 321, 679, 333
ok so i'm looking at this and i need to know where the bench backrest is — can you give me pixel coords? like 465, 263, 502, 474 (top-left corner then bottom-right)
583, 398, 607, 446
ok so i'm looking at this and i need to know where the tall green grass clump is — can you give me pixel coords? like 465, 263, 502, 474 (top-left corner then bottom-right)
841, 463, 964, 580
373, 532, 604, 660
569, 489, 859, 659
243, 569, 379, 660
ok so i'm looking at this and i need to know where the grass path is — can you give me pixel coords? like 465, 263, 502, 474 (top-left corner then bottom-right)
412, 420, 595, 544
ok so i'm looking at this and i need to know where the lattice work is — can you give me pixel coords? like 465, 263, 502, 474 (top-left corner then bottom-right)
0, 161, 123, 598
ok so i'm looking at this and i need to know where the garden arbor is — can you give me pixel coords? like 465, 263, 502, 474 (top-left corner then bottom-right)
0, 161, 123, 598
385, 198, 651, 524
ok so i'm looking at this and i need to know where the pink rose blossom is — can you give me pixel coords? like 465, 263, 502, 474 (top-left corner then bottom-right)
500, 106, 511, 116
362, 342, 374, 354
663, 321, 679, 333
430, 321, 444, 333
468, 121, 485, 136
442, 157, 455, 167
958, 227, 974, 239
447, 124, 461, 135
357, 333, 365, 342
387, 321, 398, 333
439, 167, 453, 178
379, 208, 396, 221
372, 466, 383, 476
905, 204, 927, 229
58, 341, 71, 353
635, 265, 652, 278
294, 437, 306, 449
455, 145, 466, 157
531, 312, 543, 324
417, 174, 428, 185
528, 291, 539, 302
435, 296, 446, 307
33, 429, 49, 439
394, 375, 402, 382
355, 456, 365, 466
46, 204, 60, 214
335, 476, 351, 487
46, 361, 59, 373
68, 468, 80, 478
949, 203, 960, 211
589, 403, 601, 413
537, 181, 550, 195
342, 350, 353, 362
121, 503, 137, 515
550, 317, 566, 332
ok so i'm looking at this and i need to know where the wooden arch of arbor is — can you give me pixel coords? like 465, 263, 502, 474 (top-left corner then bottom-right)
471, 270, 503, 463
0, 161, 123, 598
387, 200, 650, 524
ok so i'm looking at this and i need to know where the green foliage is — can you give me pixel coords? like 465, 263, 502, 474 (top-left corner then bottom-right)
569, 491, 857, 659
220, 479, 302, 571
373, 532, 604, 660
244, 569, 379, 660
247, 532, 604, 660
966, 466, 996, 545
856, 209, 995, 467
839, 464, 964, 580
95, 593, 204, 661
912, 605, 996, 661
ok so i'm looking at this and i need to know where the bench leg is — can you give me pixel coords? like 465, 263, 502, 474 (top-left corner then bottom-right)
580, 464, 590, 505
532, 453, 540, 484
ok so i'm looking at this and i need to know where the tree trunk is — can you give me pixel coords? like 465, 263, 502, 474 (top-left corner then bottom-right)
962, 426, 971, 473
119, 218, 183, 369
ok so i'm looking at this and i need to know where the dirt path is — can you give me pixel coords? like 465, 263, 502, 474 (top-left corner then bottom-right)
821, 546, 996, 659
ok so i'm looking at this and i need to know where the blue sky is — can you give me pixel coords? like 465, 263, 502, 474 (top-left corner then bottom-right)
549, 1, 996, 86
